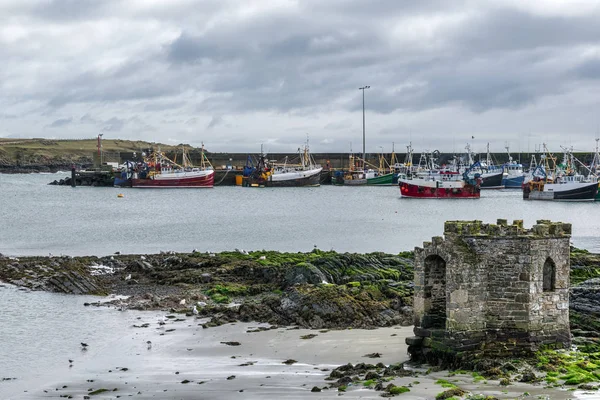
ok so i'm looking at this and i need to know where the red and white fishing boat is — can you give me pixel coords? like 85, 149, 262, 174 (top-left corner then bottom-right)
399, 170, 481, 199
131, 144, 214, 188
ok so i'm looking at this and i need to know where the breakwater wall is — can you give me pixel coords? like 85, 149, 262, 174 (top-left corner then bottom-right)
3, 151, 598, 173
94, 151, 599, 170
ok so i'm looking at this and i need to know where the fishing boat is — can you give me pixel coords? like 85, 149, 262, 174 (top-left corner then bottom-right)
244, 143, 322, 187
399, 165, 481, 199
114, 160, 135, 187
339, 154, 370, 185
523, 146, 598, 201
523, 173, 598, 201
500, 145, 525, 188
391, 143, 415, 182
366, 144, 400, 185
464, 143, 504, 189
131, 144, 214, 188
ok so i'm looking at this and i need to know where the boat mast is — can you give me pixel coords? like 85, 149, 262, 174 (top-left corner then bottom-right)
405, 142, 413, 169
505, 144, 513, 164
591, 138, 600, 177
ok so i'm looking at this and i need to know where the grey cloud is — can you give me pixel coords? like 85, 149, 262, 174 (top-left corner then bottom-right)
2, 1, 600, 151
102, 117, 126, 132
206, 115, 224, 129
450, 8, 600, 55
31, 0, 112, 21
143, 100, 186, 112
573, 59, 600, 80
80, 113, 98, 124
47, 117, 73, 128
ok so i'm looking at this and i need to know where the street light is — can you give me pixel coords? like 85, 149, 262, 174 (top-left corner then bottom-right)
359, 86, 370, 169
97, 133, 104, 166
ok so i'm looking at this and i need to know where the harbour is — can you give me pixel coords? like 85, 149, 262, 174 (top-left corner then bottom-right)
1, 173, 599, 258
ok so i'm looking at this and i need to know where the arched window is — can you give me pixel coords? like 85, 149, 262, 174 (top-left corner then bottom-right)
543, 257, 556, 292
423, 255, 447, 329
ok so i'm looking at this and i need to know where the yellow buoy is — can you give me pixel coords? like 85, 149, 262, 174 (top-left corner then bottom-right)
117, 193, 124, 198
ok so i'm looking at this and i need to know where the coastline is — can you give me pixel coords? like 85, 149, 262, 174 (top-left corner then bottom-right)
2, 249, 600, 399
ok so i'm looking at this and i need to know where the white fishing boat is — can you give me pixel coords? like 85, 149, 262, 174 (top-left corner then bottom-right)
245, 142, 322, 187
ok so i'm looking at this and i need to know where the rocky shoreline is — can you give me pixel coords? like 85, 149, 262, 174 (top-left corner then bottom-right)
2, 248, 600, 398
2, 248, 600, 334
0, 250, 415, 330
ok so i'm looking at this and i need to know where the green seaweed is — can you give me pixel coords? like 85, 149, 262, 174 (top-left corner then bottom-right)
435, 379, 457, 388
389, 385, 410, 394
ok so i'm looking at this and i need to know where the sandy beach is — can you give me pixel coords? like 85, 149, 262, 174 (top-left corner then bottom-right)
5, 312, 593, 400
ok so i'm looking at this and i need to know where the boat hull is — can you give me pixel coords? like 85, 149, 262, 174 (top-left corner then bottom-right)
366, 173, 397, 185
502, 175, 525, 189
247, 168, 322, 187
114, 176, 132, 188
344, 178, 367, 185
523, 181, 598, 201
479, 171, 504, 189
399, 179, 480, 199
132, 170, 214, 188
268, 169, 321, 187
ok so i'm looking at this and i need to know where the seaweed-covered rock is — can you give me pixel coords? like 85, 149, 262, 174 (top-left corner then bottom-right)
284, 262, 329, 285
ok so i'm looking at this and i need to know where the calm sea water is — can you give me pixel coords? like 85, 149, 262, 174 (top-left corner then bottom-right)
0, 172, 598, 256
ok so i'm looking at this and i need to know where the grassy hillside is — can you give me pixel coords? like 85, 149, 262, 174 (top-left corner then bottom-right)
0, 138, 197, 167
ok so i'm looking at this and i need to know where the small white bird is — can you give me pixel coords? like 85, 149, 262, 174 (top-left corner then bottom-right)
192, 249, 198, 253
192, 306, 199, 315
179, 299, 186, 306
140, 255, 146, 260
258, 255, 266, 260
209, 253, 216, 257
124, 274, 132, 281
197, 301, 207, 307
146, 340, 152, 350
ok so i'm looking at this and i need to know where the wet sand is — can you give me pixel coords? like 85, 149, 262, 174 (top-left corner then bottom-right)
6, 314, 595, 400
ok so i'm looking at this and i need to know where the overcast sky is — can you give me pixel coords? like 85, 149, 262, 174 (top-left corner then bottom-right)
2, 0, 600, 153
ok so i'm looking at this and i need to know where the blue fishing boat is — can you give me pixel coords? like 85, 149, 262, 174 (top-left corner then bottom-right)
501, 146, 525, 188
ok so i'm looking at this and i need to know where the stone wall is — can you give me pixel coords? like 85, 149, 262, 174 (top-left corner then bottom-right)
408, 219, 571, 365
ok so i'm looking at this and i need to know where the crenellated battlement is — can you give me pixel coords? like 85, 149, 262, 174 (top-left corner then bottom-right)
442, 219, 571, 238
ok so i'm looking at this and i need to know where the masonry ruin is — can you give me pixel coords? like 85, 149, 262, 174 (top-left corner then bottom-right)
407, 219, 571, 365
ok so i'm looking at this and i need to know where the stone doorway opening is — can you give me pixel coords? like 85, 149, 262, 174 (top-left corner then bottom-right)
543, 257, 556, 292
423, 254, 447, 329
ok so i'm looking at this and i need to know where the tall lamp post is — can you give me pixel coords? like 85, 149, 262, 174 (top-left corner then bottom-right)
359, 86, 370, 169
97, 133, 104, 166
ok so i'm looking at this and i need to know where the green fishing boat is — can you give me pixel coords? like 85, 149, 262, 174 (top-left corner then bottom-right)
366, 172, 396, 185
365, 144, 400, 186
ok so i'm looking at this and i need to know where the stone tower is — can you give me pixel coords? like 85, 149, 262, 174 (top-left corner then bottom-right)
407, 219, 571, 365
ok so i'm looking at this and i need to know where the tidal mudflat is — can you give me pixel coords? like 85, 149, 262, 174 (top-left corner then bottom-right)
3, 316, 588, 400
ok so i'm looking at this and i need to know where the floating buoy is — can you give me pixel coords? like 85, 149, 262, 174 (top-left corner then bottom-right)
117, 193, 124, 198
